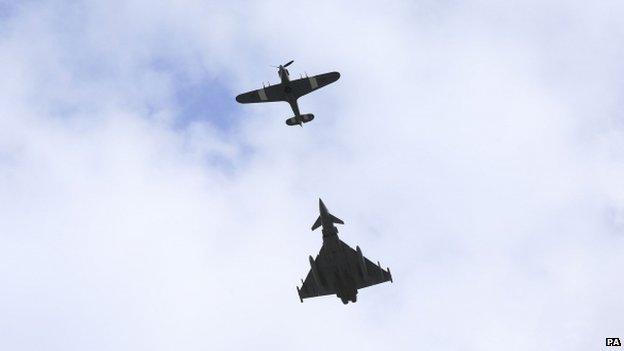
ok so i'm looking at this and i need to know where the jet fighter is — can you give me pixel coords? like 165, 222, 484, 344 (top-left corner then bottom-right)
235, 60, 340, 126
297, 199, 393, 304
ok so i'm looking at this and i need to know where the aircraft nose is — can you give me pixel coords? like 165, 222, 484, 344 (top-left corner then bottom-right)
319, 198, 327, 212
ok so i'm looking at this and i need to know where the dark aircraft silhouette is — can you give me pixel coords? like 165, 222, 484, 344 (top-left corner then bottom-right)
235, 60, 340, 126
297, 199, 393, 304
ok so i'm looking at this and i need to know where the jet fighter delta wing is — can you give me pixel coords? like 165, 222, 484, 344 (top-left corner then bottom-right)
340, 240, 393, 289
235, 60, 340, 126
297, 199, 392, 304
298, 245, 335, 300
298, 240, 393, 301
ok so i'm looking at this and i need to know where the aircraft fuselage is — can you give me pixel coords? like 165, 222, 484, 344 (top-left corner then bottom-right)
320, 230, 358, 303
277, 66, 302, 118
278, 66, 290, 84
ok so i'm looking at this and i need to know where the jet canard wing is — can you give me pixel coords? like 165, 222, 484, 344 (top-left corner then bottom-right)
287, 71, 340, 99
339, 240, 393, 289
298, 246, 336, 301
235, 84, 287, 104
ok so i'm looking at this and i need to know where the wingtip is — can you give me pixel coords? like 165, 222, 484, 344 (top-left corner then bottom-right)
297, 286, 303, 303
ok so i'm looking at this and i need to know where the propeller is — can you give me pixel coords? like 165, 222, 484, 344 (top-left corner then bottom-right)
271, 60, 294, 68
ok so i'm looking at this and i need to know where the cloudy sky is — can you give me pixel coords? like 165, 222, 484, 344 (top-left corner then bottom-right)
1, 0, 623, 350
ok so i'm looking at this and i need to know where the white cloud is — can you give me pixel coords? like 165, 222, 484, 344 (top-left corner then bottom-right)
1, 0, 623, 350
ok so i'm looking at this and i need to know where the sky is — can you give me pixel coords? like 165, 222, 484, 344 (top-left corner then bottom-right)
1, 0, 623, 350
